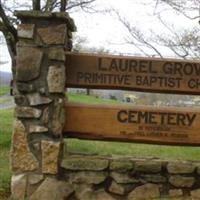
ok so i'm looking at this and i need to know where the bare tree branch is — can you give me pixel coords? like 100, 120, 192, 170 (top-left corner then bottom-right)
153, 14, 200, 59
0, 20, 5, 31
66, 0, 95, 11
115, 10, 163, 58
158, 0, 200, 20
0, 1, 17, 41
0, 21, 16, 60
0, 0, 17, 60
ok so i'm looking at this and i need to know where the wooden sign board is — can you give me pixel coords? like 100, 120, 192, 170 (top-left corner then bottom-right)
66, 53, 200, 95
64, 103, 200, 146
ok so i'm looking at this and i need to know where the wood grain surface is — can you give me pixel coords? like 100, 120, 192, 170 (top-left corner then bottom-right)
65, 53, 200, 95
64, 103, 200, 146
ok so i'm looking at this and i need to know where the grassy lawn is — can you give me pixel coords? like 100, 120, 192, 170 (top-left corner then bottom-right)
67, 93, 123, 104
67, 138, 200, 161
0, 93, 200, 199
0, 109, 13, 199
0, 86, 9, 97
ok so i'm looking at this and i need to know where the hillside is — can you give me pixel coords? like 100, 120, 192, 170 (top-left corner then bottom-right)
0, 71, 11, 86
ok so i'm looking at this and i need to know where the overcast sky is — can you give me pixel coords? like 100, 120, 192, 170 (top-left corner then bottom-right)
0, 0, 199, 72
73, 0, 197, 53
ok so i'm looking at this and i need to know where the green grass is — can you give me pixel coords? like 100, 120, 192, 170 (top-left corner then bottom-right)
0, 93, 200, 199
0, 86, 9, 96
67, 93, 123, 104
67, 138, 200, 161
0, 109, 13, 197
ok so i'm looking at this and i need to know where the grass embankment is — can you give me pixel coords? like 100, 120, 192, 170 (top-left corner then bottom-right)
0, 86, 9, 97
1, 93, 200, 199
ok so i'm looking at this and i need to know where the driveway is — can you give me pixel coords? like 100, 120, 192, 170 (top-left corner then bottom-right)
0, 94, 15, 110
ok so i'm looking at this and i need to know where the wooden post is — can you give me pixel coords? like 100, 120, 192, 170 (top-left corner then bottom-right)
64, 103, 200, 146
65, 53, 200, 95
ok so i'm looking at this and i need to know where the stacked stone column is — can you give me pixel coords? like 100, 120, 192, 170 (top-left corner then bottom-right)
10, 11, 76, 199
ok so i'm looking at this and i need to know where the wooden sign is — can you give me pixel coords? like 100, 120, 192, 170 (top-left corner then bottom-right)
66, 53, 200, 95
64, 103, 200, 146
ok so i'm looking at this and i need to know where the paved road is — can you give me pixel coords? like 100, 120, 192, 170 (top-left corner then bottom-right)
0, 94, 15, 110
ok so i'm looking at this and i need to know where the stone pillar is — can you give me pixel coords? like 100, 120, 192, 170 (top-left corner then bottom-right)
10, 11, 76, 200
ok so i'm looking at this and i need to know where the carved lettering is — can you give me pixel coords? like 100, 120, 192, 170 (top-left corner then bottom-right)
117, 110, 196, 127
64, 103, 200, 146
66, 53, 200, 94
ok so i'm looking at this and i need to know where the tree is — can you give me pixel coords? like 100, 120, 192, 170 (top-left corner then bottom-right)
154, 0, 200, 59
115, 0, 200, 60
0, 0, 97, 68
157, 0, 200, 20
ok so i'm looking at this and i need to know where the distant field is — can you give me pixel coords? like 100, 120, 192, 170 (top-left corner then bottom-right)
67, 92, 123, 104
0, 93, 200, 199
0, 86, 9, 96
